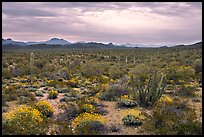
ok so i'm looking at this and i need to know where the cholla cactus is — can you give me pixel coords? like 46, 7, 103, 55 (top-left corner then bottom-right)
30, 52, 35, 83
133, 57, 136, 64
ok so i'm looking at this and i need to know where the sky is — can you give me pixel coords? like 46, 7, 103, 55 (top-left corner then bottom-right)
2, 2, 202, 46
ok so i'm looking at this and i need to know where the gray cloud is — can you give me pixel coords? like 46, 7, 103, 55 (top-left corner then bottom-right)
2, 2, 202, 45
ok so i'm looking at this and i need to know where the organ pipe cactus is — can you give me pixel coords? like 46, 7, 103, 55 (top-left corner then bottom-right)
138, 72, 166, 108
30, 52, 35, 83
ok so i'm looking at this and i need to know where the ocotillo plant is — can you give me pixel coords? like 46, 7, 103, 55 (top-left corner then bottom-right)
138, 72, 166, 108
30, 52, 35, 83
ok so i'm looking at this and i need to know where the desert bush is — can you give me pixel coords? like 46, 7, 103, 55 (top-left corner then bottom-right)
121, 109, 145, 126
122, 115, 143, 126
117, 95, 138, 108
17, 96, 35, 105
157, 95, 173, 105
194, 59, 202, 74
194, 59, 202, 83
48, 89, 58, 99
176, 82, 197, 97
34, 100, 54, 117
67, 78, 78, 87
82, 104, 96, 113
35, 91, 44, 97
2, 106, 8, 113
130, 63, 151, 84
57, 121, 73, 135
3, 87, 35, 102
142, 99, 202, 135
2, 68, 12, 79
34, 59, 46, 69
28, 87, 38, 92
165, 66, 195, 84
72, 112, 107, 135
99, 84, 128, 101
2, 105, 46, 135
109, 124, 121, 132
59, 102, 80, 118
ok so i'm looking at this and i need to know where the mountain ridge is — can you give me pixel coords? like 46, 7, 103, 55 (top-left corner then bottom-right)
2, 38, 202, 49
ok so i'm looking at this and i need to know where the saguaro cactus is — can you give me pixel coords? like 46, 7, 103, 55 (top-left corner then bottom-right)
133, 57, 136, 64
30, 52, 35, 83
138, 72, 166, 108
125, 57, 128, 64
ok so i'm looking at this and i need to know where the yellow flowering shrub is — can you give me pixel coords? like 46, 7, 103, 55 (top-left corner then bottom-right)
177, 82, 197, 96
48, 89, 58, 99
34, 100, 54, 117
68, 78, 78, 87
120, 95, 133, 100
121, 109, 143, 118
100, 75, 110, 83
2, 105, 44, 135
158, 95, 173, 104
72, 112, 107, 135
118, 95, 138, 108
121, 109, 146, 126
84, 79, 92, 85
72, 112, 107, 128
95, 92, 101, 98
82, 104, 96, 113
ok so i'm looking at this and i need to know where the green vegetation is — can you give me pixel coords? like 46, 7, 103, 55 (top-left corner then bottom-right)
2, 46, 202, 135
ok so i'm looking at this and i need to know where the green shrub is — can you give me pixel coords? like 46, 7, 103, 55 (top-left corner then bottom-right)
72, 112, 107, 135
122, 115, 143, 126
75, 120, 105, 135
35, 91, 44, 97
48, 89, 58, 99
59, 102, 80, 118
118, 99, 138, 108
2, 106, 8, 113
17, 96, 34, 105
117, 95, 138, 108
129, 63, 151, 84
142, 99, 202, 135
2, 68, 12, 79
82, 104, 96, 113
34, 100, 54, 117
121, 109, 145, 126
177, 83, 197, 97
28, 87, 37, 92
2, 105, 46, 135
194, 59, 202, 74
99, 84, 128, 101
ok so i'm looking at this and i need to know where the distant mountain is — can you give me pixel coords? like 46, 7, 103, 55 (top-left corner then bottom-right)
119, 43, 163, 48
173, 42, 202, 49
27, 38, 71, 45
2, 38, 202, 50
45, 38, 71, 45
2, 38, 27, 46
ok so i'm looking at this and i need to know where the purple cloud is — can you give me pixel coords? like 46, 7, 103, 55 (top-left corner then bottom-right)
2, 2, 202, 45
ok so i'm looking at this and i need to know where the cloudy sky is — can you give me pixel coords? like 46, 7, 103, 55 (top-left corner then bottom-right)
2, 2, 202, 46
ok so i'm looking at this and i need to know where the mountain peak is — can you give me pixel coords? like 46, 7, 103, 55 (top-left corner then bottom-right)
46, 38, 71, 45
50, 38, 61, 41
